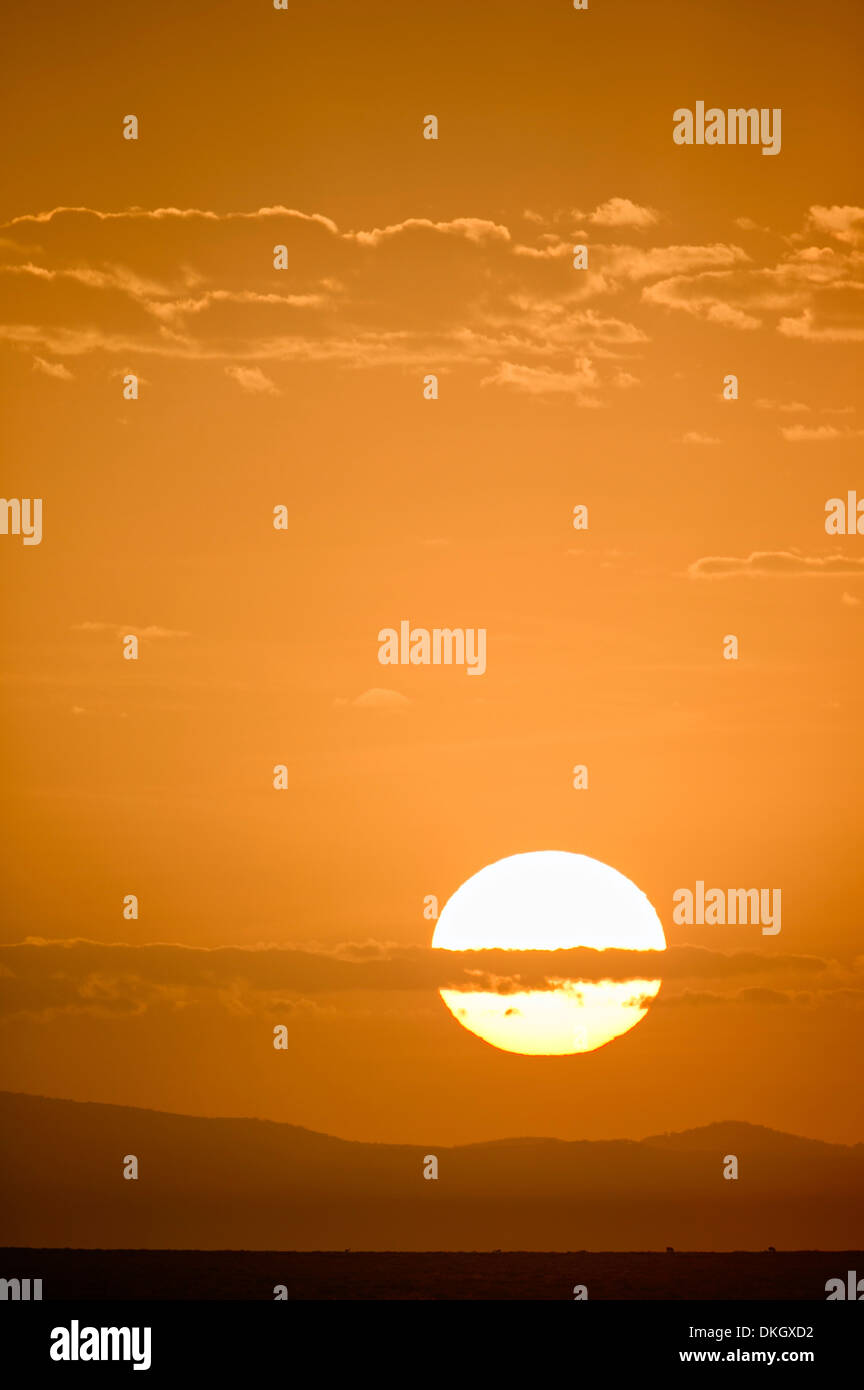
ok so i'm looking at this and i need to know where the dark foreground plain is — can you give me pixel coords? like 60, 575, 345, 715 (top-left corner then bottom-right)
3, 1249, 860, 1300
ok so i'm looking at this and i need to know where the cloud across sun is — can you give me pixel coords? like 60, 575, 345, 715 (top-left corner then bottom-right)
432, 852, 667, 1054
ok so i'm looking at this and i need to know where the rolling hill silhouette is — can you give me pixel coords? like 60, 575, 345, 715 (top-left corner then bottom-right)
2, 1091, 861, 1251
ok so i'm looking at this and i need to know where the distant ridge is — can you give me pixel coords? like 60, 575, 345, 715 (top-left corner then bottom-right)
2, 1091, 861, 1251
640, 1121, 862, 1153
3, 1090, 854, 1150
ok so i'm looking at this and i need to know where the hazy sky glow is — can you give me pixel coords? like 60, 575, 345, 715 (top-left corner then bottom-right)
1, 0, 863, 1147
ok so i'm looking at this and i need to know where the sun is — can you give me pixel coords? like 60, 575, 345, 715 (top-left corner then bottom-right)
431, 850, 666, 1055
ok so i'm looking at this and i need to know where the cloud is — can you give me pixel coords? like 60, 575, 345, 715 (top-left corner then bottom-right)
642, 232, 864, 334
32, 355, 73, 380
1, 205, 340, 233
72, 621, 190, 638
681, 432, 720, 445
2, 202, 860, 405
605, 244, 749, 282
778, 309, 864, 342
0, 938, 843, 1022
588, 198, 659, 229
655, 987, 806, 1008
805, 204, 864, 246
755, 398, 810, 412
841, 592, 861, 607
512, 238, 573, 261
3, 259, 178, 307
152, 289, 330, 322
689, 551, 864, 579
780, 423, 863, 442
480, 357, 600, 399
643, 272, 761, 329
225, 365, 280, 395
348, 216, 511, 248
334, 688, 412, 710
483, 300, 648, 356
0, 204, 642, 400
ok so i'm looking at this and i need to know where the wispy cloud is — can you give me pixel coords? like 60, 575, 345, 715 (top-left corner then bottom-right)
333, 688, 412, 711
587, 197, 659, 229
689, 551, 864, 579
0, 938, 847, 1021
778, 309, 864, 342
225, 364, 280, 395
72, 621, 191, 638
348, 216, 511, 248
32, 355, 73, 380
1, 205, 340, 232
480, 357, 601, 399
1, 202, 861, 403
780, 423, 863, 442
755, 398, 810, 412
804, 204, 864, 246
643, 272, 761, 329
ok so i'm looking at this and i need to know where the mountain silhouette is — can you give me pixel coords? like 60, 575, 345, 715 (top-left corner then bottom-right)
2, 1091, 861, 1251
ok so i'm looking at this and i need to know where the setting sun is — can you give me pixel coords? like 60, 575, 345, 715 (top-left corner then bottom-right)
432, 851, 667, 1054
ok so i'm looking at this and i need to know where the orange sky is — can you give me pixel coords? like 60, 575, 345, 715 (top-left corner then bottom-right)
1, 0, 863, 1147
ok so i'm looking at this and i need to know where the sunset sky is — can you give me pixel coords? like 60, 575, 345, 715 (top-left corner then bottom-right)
1, 0, 863, 1148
